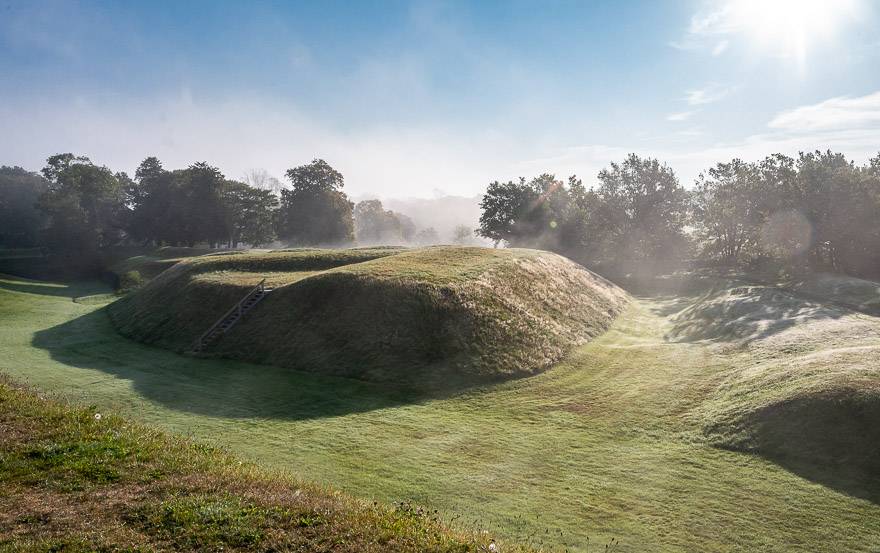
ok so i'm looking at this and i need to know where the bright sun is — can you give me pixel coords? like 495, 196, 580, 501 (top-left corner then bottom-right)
724, 0, 863, 66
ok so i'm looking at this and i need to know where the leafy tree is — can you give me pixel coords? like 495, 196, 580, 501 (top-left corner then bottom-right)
692, 159, 761, 264
477, 174, 573, 250
354, 199, 410, 245
244, 168, 285, 195
0, 166, 48, 247
177, 162, 228, 247
222, 181, 277, 247
794, 150, 861, 272
37, 154, 125, 253
414, 227, 440, 246
277, 159, 354, 245
451, 225, 475, 245
125, 157, 179, 245
589, 154, 690, 273
397, 213, 416, 242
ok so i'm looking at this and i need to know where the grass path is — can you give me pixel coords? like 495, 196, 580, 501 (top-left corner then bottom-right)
1, 274, 878, 551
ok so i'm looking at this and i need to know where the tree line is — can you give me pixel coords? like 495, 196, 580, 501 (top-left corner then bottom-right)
478, 151, 880, 280
3, 149, 879, 281
0, 155, 463, 259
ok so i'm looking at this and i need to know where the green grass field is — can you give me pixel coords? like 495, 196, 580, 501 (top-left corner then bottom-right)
0, 377, 494, 552
1, 271, 879, 551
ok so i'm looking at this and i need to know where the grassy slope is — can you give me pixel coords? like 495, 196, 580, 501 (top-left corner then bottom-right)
108, 246, 226, 283
2, 273, 878, 551
109, 247, 629, 388
668, 282, 880, 493
0, 377, 501, 552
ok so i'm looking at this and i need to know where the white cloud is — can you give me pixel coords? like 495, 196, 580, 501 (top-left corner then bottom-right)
667, 111, 696, 122
685, 84, 732, 105
768, 91, 880, 132
712, 40, 729, 56
517, 93, 880, 188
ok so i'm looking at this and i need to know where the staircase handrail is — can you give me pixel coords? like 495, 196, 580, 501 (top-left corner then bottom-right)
192, 278, 266, 351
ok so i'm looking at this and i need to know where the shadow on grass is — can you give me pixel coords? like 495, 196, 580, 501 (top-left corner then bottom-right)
656, 286, 846, 346
31, 307, 426, 421
0, 275, 108, 299
714, 393, 880, 505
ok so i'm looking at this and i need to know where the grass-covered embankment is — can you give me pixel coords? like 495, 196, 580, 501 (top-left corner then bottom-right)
667, 282, 880, 493
0, 377, 505, 552
109, 246, 629, 389
107, 246, 226, 290
3, 272, 879, 551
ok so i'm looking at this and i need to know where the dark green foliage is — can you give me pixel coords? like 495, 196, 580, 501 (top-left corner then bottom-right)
0, 166, 48, 248
694, 150, 880, 279
479, 150, 880, 281
222, 181, 278, 247
478, 174, 592, 256
479, 156, 689, 278
117, 270, 144, 292
277, 159, 354, 246
125, 158, 278, 248
38, 154, 126, 254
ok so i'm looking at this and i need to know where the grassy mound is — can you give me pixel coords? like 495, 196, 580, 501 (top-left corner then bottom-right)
108, 246, 227, 290
0, 378, 508, 552
108, 246, 628, 389
669, 280, 880, 496
787, 272, 880, 315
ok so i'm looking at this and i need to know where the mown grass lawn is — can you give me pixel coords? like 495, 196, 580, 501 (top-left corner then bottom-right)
1, 274, 878, 552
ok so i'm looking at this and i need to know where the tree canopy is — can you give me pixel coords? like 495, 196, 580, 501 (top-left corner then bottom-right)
277, 159, 354, 245
0, 166, 48, 248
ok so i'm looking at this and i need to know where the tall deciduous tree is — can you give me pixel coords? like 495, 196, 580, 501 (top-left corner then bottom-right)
451, 225, 475, 245
590, 154, 690, 272
692, 159, 761, 264
0, 166, 48, 247
277, 159, 354, 245
222, 181, 278, 247
38, 154, 125, 253
478, 174, 573, 249
354, 199, 412, 245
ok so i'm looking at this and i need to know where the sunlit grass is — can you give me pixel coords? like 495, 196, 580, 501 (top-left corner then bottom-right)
1, 273, 878, 551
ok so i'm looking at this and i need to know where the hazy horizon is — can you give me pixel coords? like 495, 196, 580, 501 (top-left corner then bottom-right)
3, 0, 880, 198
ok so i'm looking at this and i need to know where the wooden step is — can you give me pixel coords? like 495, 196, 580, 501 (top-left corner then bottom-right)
189, 278, 272, 353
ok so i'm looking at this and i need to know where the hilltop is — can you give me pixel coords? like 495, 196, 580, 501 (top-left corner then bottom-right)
108, 246, 629, 390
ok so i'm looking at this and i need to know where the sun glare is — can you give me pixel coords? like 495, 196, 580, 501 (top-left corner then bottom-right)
726, 0, 863, 67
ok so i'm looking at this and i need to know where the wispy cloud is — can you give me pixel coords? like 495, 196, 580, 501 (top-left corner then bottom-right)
768, 91, 880, 132
527, 92, 880, 188
711, 40, 729, 56
666, 111, 696, 122
668, 2, 736, 53
685, 84, 732, 106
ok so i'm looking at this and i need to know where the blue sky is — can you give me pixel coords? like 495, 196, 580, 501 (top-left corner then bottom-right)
2, 0, 879, 198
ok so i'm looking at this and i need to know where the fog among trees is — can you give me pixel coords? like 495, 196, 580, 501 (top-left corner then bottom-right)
478, 150, 880, 281
2, 149, 879, 281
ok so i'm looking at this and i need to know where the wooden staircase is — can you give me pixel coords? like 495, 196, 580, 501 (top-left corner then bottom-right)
190, 278, 271, 353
